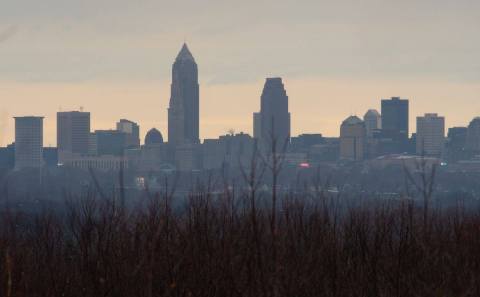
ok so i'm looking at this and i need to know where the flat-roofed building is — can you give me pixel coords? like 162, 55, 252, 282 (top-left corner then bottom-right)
416, 113, 445, 156
57, 111, 90, 162
14, 116, 44, 170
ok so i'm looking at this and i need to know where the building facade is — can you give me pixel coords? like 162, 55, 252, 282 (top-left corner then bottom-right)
14, 116, 44, 170
416, 113, 445, 156
290, 134, 325, 154
253, 112, 261, 139
92, 130, 127, 156
446, 127, 468, 162
116, 119, 140, 148
363, 109, 381, 138
62, 155, 129, 172
124, 128, 168, 173
57, 111, 90, 162
340, 116, 366, 161
203, 133, 255, 170
466, 117, 480, 154
256, 77, 291, 149
381, 97, 409, 152
0, 143, 15, 170
168, 43, 199, 146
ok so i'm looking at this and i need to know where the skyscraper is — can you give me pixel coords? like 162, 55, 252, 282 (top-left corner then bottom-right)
116, 119, 140, 148
168, 43, 199, 146
363, 109, 381, 138
381, 97, 409, 152
466, 117, 480, 153
14, 116, 44, 170
416, 113, 445, 156
340, 116, 366, 161
256, 77, 291, 148
57, 111, 90, 162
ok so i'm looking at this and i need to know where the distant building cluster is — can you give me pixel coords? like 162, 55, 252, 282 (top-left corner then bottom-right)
2, 43, 480, 176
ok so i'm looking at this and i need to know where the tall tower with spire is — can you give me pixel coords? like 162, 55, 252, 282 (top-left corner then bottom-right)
168, 43, 200, 146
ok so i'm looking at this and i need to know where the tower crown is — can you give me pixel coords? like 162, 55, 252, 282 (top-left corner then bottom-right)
175, 43, 195, 62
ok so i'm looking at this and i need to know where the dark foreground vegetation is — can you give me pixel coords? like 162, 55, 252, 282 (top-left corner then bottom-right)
1, 186, 480, 297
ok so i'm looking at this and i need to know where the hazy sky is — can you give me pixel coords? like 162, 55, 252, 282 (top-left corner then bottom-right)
1, 0, 479, 146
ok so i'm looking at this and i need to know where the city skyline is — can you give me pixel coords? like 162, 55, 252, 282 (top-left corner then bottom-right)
2, 2, 480, 294
2, 74, 479, 147
1, 62, 478, 147
1, 0, 479, 146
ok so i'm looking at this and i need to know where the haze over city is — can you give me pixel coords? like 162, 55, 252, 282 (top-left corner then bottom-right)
4, 1, 480, 296
1, 0, 479, 146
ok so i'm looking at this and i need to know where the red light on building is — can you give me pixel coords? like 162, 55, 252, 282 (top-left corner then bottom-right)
299, 162, 310, 168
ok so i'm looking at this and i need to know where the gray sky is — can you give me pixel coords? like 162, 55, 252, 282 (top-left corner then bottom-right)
1, 0, 479, 145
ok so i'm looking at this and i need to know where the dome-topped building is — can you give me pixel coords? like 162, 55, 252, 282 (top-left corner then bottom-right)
363, 109, 381, 138
145, 128, 164, 146
340, 115, 366, 161
342, 115, 364, 126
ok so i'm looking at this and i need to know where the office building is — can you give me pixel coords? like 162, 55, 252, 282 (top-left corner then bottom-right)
446, 127, 468, 162
290, 134, 325, 153
255, 77, 291, 149
381, 97, 409, 152
340, 116, 366, 161
43, 147, 58, 167
308, 137, 340, 163
466, 117, 480, 154
116, 119, 140, 148
14, 116, 44, 170
57, 111, 90, 162
168, 43, 200, 146
92, 130, 127, 156
416, 113, 445, 156
203, 132, 254, 170
363, 109, 381, 138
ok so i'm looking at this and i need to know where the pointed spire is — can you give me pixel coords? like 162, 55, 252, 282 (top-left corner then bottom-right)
176, 43, 195, 62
